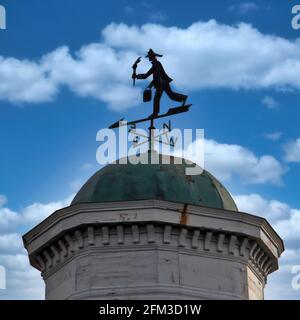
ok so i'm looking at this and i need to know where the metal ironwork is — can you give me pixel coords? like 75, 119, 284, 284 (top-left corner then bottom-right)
109, 49, 192, 151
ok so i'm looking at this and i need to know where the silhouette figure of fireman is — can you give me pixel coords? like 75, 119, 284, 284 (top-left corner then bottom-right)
133, 49, 188, 117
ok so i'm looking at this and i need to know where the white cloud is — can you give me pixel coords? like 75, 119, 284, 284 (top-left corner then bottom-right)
0, 254, 44, 300
0, 195, 73, 233
234, 193, 300, 299
265, 249, 300, 300
0, 253, 29, 271
228, 2, 258, 15
0, 194, 7, 207
234, 193, 291, 222
21, 195, 73, 226
180, 139, 285, 185
0, 195, 73, 299
265, 132, 282, 141
262, 96, 279, 109
0, 207, 19, 232
0, 233, 24, 253
2, 21, 300, 108
234, 193, 300, 241
274, 210, 300, 241
284, 138, 300, 163
0, 57, 57, 104
102, 21, 300, 92
42, 45, 141, 110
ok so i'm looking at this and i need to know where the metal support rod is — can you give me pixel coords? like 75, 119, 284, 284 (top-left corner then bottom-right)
149, 118, 155, 152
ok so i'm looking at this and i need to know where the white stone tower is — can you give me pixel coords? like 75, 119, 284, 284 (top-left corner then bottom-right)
23, 155, 284, 300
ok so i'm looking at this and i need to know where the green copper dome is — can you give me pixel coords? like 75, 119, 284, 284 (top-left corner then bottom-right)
72, 154, 237, 211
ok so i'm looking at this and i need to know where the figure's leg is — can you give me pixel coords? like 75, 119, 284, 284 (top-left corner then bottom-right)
153, 87, 163, 115
164, 83, 187, 105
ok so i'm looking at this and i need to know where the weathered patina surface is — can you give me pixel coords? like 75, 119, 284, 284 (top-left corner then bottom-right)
72, 155, 237, 211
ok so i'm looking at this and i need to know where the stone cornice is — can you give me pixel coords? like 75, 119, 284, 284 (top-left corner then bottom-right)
26, 221, 276, 285
23, 200, 284, 261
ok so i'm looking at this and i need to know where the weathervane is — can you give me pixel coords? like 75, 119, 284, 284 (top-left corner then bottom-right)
109, 48, 192, 151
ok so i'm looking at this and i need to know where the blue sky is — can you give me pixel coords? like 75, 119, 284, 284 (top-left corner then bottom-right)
0, 0, 300, 299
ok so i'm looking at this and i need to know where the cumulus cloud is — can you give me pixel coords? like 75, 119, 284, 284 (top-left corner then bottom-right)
0, 254, 44, 300
0, 194, 73, 232
2, 20, 300, 108
234, 193, 300, 299
0, 234, 24, 253
206, 140, 285, 185
21, 195, 73, 226
284, 138, 300, 163
274, 210, 300, 242
234, 193, 292, 222
178, 139, 285, 185
265, 249, 300, 300
102, 21, 300, 91
0, 57, 57, 103
0, 45, 140, 109
0, 195, 73, 299
0, 207, 19, 233
234, 193, 300, 242
42, 45, 141, 110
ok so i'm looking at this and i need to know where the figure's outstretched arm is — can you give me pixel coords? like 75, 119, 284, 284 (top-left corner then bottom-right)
135, 67, 153, 80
